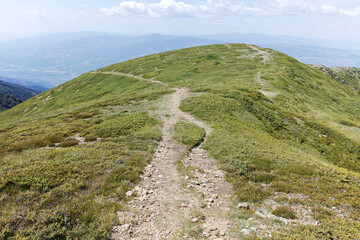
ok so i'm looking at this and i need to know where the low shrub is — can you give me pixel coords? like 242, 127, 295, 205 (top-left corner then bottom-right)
272, 206, 297, 219
85, 135, 97, 142
58, 140, 79, 148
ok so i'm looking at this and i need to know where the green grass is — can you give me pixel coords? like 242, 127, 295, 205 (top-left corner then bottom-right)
172, 121, 206, 149
0, 75, 167, 239
0, 43, 359, 239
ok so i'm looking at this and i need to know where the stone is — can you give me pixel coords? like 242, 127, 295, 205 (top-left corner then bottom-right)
209, 226, 217, 231
203, 231, 210, 237
121, 224, 131, 232
126, 191, 134, 197
255, 211, 266, 218
191, 218, 198, 223
240, 229, 250, 236
237, 202, 250, 209
191, 180, 200, 185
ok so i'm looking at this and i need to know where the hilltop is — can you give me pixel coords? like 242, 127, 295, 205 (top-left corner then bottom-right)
2, 32, 360, 88
0, 44, 359, 239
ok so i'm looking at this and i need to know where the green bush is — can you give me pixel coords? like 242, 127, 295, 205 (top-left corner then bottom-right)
85, 135, 97, 142
272, 206, 297, 219
58, 140, 79, 148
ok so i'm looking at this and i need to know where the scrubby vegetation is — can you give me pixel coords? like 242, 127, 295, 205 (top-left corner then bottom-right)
272, 206, 297, 219
172, 121, 206, 149
0, 75, 167, 238
0, 43, 359, 238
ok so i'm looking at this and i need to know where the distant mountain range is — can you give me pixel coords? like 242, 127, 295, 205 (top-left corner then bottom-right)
0, 32, 359, 87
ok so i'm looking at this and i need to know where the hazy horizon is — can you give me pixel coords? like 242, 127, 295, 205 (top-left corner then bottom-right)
1, 0, 360, 43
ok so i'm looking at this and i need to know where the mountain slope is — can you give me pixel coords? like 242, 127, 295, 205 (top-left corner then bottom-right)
0, 92, 22, 111
0, 44, 359, 239
0, 77, 44, 112
313, 65, 360, 94
0, 77, 42, 101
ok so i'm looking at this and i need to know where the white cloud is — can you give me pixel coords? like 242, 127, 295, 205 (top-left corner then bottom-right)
99, 0, 360, 18
78, 10, 90, 17
100, 0, 196, 18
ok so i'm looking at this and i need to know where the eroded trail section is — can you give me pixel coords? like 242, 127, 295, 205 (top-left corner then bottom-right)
92, 71, 169, 87
248, 45, 273, 64
249, 46, 279, 98
110, 88, 233, 239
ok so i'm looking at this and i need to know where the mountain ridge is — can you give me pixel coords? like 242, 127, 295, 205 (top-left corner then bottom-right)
1, 32, 360, 88
0, 44, 359, 239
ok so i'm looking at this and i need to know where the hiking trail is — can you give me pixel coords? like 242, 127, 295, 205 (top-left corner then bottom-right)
110, 86, 234, 239
248, 45, 279, 98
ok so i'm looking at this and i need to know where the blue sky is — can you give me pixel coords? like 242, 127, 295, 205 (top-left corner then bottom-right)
1, 0, 360, 41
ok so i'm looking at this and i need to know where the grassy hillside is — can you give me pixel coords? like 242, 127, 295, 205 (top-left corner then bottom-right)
313, 65, 360, 94
0, 44, 359, 239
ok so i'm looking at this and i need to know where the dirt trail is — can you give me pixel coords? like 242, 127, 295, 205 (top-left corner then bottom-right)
110, 88, 234, 239
92, 71, 169, 87
248, 45, 272, 64
249, 46, 279, 98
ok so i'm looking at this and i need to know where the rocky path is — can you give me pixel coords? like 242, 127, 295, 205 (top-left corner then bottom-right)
92, 71, 169, 87
110, 88, 234, 239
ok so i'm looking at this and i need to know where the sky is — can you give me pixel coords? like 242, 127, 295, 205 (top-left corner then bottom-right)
1, 0, 360, 42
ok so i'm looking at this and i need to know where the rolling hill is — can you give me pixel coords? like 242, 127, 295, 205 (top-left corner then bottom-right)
0, 44, 359, 239
2, 32, 360, 89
